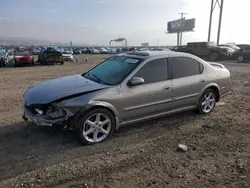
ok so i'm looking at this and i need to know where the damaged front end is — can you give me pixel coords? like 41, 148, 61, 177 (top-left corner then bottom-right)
22, 103, 74, 127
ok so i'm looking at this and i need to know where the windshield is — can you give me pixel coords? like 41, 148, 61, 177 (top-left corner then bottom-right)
14, 51, 31, 55
84, 56, 143, 85
228, 44, 240, 50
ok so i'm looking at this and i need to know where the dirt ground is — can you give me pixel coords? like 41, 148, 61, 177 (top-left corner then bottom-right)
0, 54, 249, 188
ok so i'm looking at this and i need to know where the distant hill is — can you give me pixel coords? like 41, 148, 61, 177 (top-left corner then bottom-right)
0, 19, 109, 46
0, 36, 57, 46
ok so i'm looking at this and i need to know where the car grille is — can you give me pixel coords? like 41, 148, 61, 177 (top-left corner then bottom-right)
20, 58, 29, 61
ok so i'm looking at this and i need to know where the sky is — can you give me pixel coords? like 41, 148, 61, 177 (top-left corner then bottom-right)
0, 0, 248, 46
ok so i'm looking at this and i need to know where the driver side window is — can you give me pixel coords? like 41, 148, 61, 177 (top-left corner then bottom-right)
134, 58, 168, 84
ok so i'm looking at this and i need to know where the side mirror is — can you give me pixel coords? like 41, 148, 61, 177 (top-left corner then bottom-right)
127, 77, 144, 86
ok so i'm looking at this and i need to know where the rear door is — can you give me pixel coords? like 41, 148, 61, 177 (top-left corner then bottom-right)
120, 58, 173, 122
243, 46, 250, 60
170, 56, 206, 110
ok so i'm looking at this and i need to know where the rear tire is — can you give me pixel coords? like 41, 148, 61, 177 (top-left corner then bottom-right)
196, 89, 216, 115
74, 108, 116, 145
31, 59, 35, 66
209, 52, 218, 61
237, 56, 244, 62
14, 61, 18, 67
0, 59, 5, 67
60, 61, 64, 65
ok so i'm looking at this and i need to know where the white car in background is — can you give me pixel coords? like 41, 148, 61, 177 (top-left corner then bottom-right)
62, 53, 74, 62
6, 52, 14, 64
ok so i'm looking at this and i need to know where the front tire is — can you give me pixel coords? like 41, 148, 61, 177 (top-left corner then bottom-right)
196, 89, 216, 114
74, 108, 116, 145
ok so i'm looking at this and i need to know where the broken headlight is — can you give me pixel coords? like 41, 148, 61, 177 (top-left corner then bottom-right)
46, 106, 66, 119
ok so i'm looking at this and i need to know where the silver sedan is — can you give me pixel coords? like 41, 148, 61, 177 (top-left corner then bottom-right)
22, 51, 232, 145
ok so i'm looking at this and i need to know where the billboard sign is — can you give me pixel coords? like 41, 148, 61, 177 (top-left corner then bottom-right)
141, 43, 149, 47
167, 18, 195, 33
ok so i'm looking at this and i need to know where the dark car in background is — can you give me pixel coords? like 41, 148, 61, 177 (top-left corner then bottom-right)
232, 47, 250, 62
236, 44, 250, 51
73, 49, 82, 54
185, 42, 229, 61
38, 47, 64, 65
14, 50, 34, 67
86, 47, 99, 54
218, 45, 235, 59
171, 45, 187, 52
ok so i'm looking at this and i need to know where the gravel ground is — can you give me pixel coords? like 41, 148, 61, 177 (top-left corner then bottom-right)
0, 55, 249, 188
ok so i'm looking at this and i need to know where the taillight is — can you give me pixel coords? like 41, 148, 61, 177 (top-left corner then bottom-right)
222, 84, 228, 89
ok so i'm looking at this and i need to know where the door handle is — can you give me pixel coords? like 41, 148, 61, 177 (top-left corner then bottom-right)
163, 86, 171, 90
200, 79, 205, 83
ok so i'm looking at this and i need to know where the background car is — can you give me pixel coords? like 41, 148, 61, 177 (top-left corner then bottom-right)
98, 47, 109, 54
232, 48, 250, 62
14, 50, 34, 67
218, 45, 235, 59
106, 47, 118, 54
63, 48, 73, 55
62, 53, 74, 62
73, 49, 82, 54
38, 47, 64, 65
86, 47, 99, 54
185, 42, 228, 61
32, 48, 41, 55
219, 44, 240, 51
171, 45, 187, 52
236, 44, 250, 50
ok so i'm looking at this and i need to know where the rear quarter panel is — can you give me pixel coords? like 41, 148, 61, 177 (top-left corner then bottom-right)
206, 63, 232, 96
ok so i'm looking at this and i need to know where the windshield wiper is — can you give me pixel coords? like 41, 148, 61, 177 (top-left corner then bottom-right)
83, 72, 110, 85
90, 73, 104, 84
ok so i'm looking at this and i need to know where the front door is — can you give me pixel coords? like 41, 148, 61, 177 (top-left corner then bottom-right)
170, 56, 207, 110
119, 58, 173, 123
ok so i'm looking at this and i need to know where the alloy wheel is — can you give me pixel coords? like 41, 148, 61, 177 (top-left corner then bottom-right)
82, 113, 111, 143
201, 92, 216, 113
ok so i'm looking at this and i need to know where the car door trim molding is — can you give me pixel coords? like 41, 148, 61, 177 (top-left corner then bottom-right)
124, 98, 173, 111
173, 93, 200, 101
120, 105, 196, 126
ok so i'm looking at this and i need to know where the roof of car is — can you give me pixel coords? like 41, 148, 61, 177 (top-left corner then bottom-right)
122, 50, 191, 59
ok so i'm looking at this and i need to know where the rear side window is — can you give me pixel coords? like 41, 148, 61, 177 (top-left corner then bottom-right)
171, 57, 202, 79
134, 58, 168, 84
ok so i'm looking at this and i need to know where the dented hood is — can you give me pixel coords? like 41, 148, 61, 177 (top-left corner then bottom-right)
24, 74, 110, 106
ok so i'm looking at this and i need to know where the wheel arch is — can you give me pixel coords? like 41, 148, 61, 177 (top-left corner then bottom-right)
87, 100, 120, 130
201, 83, 220, 102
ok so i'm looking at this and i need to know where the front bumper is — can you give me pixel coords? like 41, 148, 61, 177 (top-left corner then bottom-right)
22, 106, 73, 127
63, 57, 74, 61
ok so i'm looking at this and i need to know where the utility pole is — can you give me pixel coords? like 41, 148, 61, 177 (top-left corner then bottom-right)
217, 0, 224, 45
178, 12, 187, 46
208, 0, 214, 42
207, 0, 224, 45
